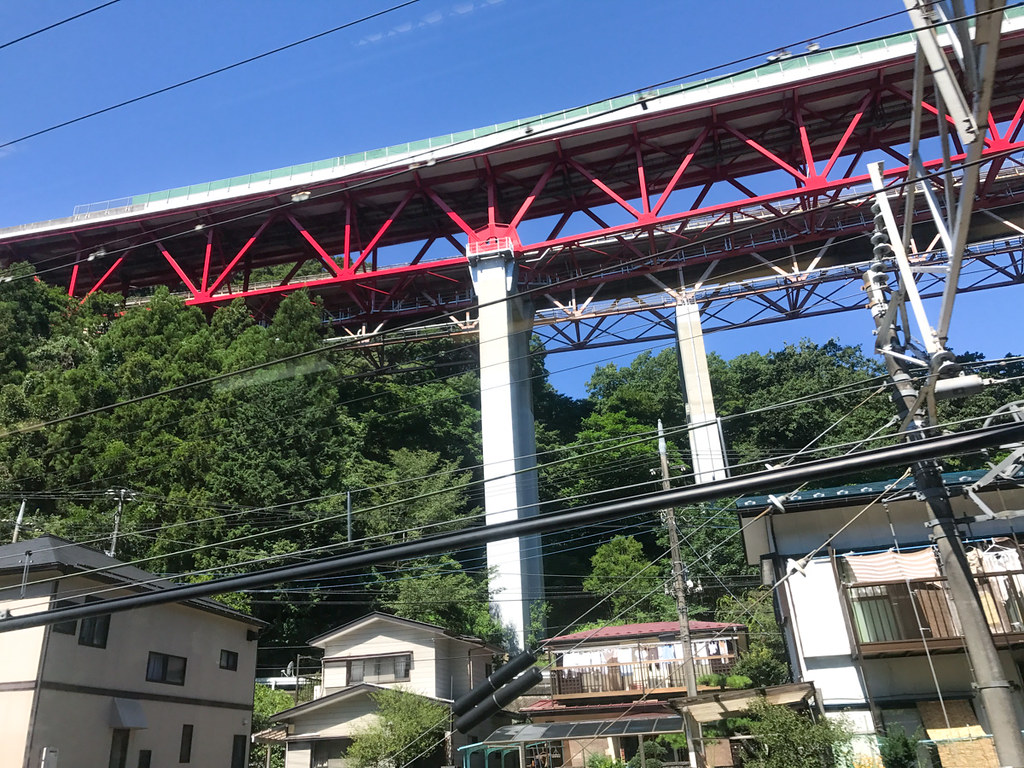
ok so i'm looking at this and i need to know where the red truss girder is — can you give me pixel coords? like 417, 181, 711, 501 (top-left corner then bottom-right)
5, 29, 1024, 328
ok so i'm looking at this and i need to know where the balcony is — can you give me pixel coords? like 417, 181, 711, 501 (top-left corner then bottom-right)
844, 570, 1024, 657
551, 641, 739, 699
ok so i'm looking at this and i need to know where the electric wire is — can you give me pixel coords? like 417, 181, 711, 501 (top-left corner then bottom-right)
5, 403, 1006, 615
0, 1, 421, 151
0, 1, 121, 53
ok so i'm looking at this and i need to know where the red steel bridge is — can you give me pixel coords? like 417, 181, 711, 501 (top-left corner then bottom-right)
3, 14, 1024, 351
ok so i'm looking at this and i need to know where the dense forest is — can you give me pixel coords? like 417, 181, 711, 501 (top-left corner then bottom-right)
1, 262, 1021, 676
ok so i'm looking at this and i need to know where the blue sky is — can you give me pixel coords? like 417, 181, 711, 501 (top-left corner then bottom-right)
0, 0, 1019, 396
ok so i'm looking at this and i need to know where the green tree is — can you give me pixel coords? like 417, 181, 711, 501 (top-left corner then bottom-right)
878, 724, 920, 768
583, 536, 673, 623
375, 555, 503, 643
716, 590, 790, 686
711, 340, 890, 471
739, 698, 852, 768
346, 688, 449, 768
250, 684, 295, 768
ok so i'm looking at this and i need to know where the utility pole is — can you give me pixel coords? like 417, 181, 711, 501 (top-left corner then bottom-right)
658, 420, 701, 767
864, 201, 1024, 767
12, 499, 26, 543
105, 489, 131, 558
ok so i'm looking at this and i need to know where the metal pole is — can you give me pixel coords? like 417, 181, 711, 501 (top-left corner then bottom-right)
346, 490, 352, 542
658, 420, 701, 768
106, 489, 123, 558
12, 499, 26, 543
864, 213, 1024, 767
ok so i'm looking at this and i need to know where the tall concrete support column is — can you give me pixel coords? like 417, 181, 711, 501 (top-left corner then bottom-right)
674, 299, 728, 483
469, 245, 544, 651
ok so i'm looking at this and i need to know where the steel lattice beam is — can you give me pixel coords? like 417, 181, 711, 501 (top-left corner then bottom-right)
3, 15, 1024, 338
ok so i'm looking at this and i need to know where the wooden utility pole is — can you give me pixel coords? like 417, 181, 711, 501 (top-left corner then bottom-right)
658, 420, 702, 767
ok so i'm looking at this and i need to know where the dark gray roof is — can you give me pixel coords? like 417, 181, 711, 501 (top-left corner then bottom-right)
0, 534, 265, 627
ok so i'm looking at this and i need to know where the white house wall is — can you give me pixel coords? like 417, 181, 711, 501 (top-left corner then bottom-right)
0, 569, 260, 768
321, 624, 444, 696
0, 691, 33, 768
783, 559, 868, 707
29, 688, 251, 768
288, 694, 379, 739
40, 595, 256, 708
285, 741, 313, 768
753, 487, 1024, 561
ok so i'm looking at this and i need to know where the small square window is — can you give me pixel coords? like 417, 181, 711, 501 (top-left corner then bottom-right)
78, 612, 110, 648
52, 599, 78, 636
138, 750, 152, 768
147, 651, 187, 685
219, 649, 238, 671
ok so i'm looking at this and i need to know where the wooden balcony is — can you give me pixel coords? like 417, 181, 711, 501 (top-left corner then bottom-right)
844, 570, 1024, 657
551, 652, 737, 700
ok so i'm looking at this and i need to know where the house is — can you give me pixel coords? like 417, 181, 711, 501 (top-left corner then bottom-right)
471, 620, 747, 768
267, 612, 503, 768
0, 534, 265, 768
739, 469, 1024, 767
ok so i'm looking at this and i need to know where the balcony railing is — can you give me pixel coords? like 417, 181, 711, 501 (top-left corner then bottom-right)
844, 570, 1024, 653
551, 652, 737, 698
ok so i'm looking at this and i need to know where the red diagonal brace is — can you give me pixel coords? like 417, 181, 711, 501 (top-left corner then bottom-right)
286, 213, 344, 277
567, 158, 642, 218
82, 256, 125, 302
157, 241, 199, 296
723, 124, 807, 184
207, 216, 275, 295
510, 161, 557, 230
350, 189, 415, 273
652, 126, 710, 216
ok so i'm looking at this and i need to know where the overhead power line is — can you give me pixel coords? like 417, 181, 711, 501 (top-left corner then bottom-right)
0, 1, 122, 53
2, 421, 1019, 632
0, 0, 420, 151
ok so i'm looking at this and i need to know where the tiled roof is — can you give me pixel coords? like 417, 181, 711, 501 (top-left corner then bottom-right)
546, 620, 743, 645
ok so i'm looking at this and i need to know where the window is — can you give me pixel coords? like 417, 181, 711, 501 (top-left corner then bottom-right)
138, 750, 152, 768
79, 612, 110, 648
230, 735, 247, 768
219, 649, 238, 671
179, 724, 193, 764
312, 739, 352, 768
147, 652, 187, 685
78, 597, 110, 647
347, 654, 411, 684
108, 729, 129, 768
52, 599, 79, 635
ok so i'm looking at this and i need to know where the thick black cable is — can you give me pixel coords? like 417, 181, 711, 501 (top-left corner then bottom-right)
2, 420, 1020, 632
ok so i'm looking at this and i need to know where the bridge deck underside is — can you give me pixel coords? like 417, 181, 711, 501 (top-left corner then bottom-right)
4, 28, 1024, 336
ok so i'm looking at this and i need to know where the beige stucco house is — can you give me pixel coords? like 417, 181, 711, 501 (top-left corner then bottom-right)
269, 612, 502, 768
0, 535, 265, 768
